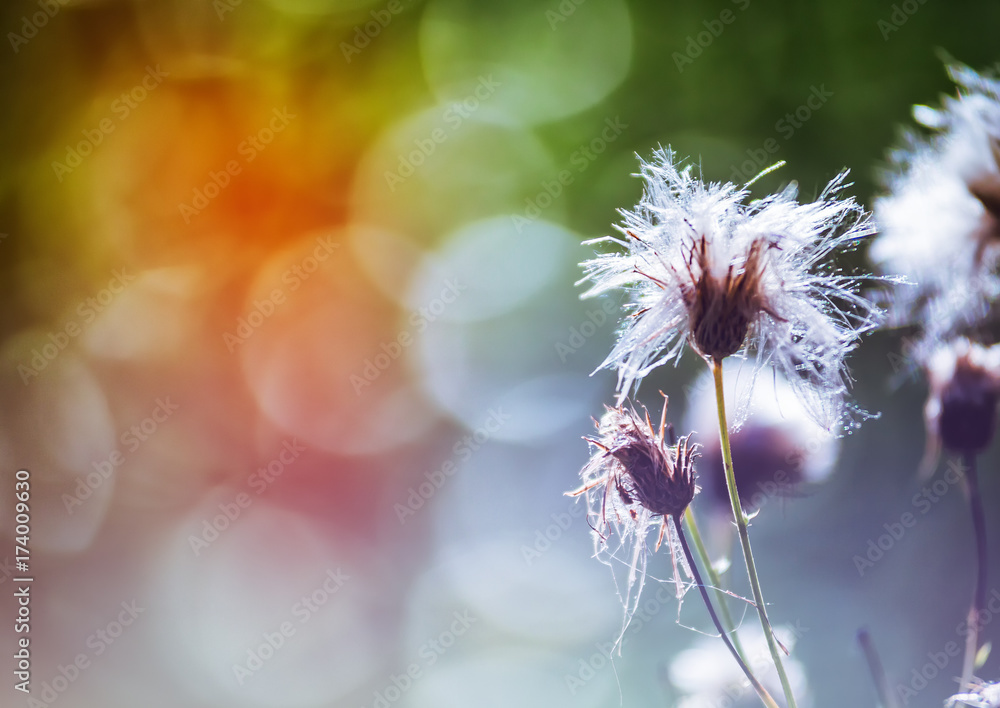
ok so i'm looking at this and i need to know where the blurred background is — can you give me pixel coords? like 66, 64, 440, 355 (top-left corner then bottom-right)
0, 0, 999, 706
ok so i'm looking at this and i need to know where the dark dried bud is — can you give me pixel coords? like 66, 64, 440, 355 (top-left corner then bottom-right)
925, 339, 1000, 454
576, 399, 699, 519
613, 430, 697, 518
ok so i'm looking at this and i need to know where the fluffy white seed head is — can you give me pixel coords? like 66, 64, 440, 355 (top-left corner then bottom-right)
872, 62, 1000, 351
581, 147, 880, 432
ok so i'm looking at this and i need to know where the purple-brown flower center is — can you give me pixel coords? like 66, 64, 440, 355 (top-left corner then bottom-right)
679, 236, 771, 362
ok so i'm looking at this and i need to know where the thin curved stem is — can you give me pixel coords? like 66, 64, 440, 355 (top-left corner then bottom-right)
960, 452, 988, 690
857, 628, 899, 708
712, 359, 797, 708
674, 515, 781, 708
683, 505, 748, 662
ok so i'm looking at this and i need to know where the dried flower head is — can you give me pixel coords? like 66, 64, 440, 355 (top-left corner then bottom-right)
568, 395, 698, 621
581, 147, 879, 432
924, 338, 1000, 458
683, 365, 839, 513
872, 61, 1000, 348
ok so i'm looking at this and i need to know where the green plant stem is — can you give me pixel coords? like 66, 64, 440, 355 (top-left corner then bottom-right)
712, 359, 797, 708
674, 515, 781, 708
682, 505, 747, 662
960, 451, 988, 690
857, 628, 899, 708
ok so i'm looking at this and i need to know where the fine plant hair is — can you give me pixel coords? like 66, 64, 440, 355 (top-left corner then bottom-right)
573, 149, 883, 708
569, 398, 698, 642
569, 396, 780, 707
570, 59, 1000, 704
581, 147, 882, 433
